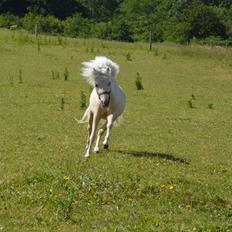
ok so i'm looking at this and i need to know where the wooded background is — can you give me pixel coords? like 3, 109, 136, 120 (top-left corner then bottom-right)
0, 0, 231, 45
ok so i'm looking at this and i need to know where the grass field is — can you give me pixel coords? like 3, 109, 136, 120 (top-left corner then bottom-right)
0, 29, 232, 231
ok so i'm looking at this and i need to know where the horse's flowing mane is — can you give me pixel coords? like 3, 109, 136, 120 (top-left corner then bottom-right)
82, 56, 119, 85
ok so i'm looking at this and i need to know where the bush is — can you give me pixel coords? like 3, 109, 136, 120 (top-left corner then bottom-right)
0, 13, 22, 28
224, 6, 232, 39
94, 18, 133, 42
127, 16, 150, 42
203, 36, 232, 47
22, 13, 64, 34
64, 14, 92, 38
164, 21, 192, 44
93, 22, 111, 39
111, 19, 133, 42
135, 72, 144, 90
183, 3, 227, 40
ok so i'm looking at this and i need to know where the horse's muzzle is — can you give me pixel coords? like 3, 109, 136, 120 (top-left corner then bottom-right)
98, 90, 111, 108
101, 100, 110, 108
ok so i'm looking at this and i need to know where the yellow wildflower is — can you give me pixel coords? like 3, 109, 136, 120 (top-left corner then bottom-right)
169, 185, 174, 190
63, 176, 69, 181
185, 204, 191, 208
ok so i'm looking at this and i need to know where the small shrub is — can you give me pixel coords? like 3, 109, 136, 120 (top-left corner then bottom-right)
19, 70, 23, 84
80, 91, 87, 109
51, 71, 60, 80
208, 103, 214, 109
187, 100, 194, 109
60, 97, 65, 110
135, 72, 144, 90
126, 52, 132, 61
64, 68, 69, 81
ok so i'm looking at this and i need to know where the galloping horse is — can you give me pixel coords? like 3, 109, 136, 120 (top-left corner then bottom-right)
79, 56, 126, 158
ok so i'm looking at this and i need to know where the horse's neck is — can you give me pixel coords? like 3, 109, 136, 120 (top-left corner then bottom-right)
112, 79, 121, 89
111, 80, 124, 104
111, 80, 119, 96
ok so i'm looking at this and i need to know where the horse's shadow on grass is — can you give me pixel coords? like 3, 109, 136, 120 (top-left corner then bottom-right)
115, 150, 190, 164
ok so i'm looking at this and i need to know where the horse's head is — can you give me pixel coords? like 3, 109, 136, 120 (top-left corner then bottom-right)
94, 68, 112, 108
82, 56, 120, 108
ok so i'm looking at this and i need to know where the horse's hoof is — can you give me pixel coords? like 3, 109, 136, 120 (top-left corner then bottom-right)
84, 154, 90, 158
94, 148, 99, 154
103, 144, 109, 149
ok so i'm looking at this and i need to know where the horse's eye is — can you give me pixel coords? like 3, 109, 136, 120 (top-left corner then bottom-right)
95, 84, 98, 88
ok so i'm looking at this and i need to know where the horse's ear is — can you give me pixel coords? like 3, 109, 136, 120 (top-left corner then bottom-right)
106, 67, 111, 76
92, 68, 98, 77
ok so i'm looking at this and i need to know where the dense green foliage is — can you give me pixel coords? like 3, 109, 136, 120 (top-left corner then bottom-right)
0, 0, 232, 44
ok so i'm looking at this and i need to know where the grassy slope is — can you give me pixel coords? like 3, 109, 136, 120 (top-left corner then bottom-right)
0, 29, 232, 231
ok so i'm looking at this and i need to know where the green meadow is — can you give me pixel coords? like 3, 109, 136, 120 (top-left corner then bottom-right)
0, 29, 232, 231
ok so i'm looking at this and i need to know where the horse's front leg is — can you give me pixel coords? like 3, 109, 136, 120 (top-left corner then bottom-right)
86, 112, 93, 149
85, 114, 100, 158
103, 114, 114, 149
94, 122, 107, 153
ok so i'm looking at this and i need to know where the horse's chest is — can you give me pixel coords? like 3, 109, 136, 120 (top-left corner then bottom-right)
100, 107, 113, 119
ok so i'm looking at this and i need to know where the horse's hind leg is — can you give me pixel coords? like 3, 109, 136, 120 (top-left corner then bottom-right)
103, 114, 114, 149
86, 112, 93, 150
94, 122, 107, 153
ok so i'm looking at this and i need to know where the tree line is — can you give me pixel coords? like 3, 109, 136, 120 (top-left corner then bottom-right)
0, 0, 231, 45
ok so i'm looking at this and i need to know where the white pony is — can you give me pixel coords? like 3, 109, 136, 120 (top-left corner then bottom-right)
79, 56, 126, 158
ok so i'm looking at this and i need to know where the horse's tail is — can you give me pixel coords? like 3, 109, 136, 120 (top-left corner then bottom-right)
78, 106, 90, 123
